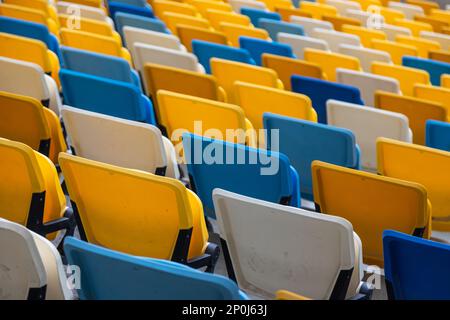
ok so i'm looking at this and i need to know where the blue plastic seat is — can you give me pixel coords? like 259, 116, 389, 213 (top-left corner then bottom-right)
109, 2, 155, 25
403, 56, 450, 86
239, 36, 295, 65
264, 113, 360, 200
64, 237, 247, 300
192, 40, 255, 73
258, 18, 304, 40
183, 133, 300, 219
107, 0, 148, 7
426, 119, 450, 152
0, 16, 61, 61
291, 75, 364, 124
60, 46, 141, 91
240, 7, 281, 27
60, 69, 155, 125
114, 12, 169, 39
383, 230, 450, 300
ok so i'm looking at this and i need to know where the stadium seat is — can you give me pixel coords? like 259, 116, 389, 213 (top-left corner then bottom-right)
403, 56, 450, 86
228, 0, 267, 13
108, 1, 154, 21
277, 33, 330, 59
338, 44, 392, 72
426, 120, 450, 152
152, 0, 199, 18
59, 153, 219, 271
388, 1, 424, 19
429, 49, 450, 63
114, 12, 169, 39
376, 23, 412, 41
264, 113, 359, 200
213, 189, 365, 300
239, 36, 295, 65
414, 84, 450, 118
393, 18, 433, 37
56, 1, 114, 26
327, 100, 412, 171
291, 75, 364, 124
311, 28, 361, 52
370, 39, 417, 64
192, 0, 233, 17
258, 18, 304, 39
205, 9, 251, 30
420, 31, 450, 49
375, 91, 446, 145
443, 74, 450, 88
240, 7, 281, 27
312, 161, 431, 266
219, 22, 269, 47
122, 25, 186, 51
177, 25, 228, 52
322, 15, 361, 32
274, 7, 312, 21
289, 16, 333, 35
162, 12, 211, 34
415, 16, 449, 34
4, 0, 58, 25
377, 138, 450, 231
61, 106, 180, 179
299, 1, 338, 19
396, 36, 441, 59
341, 25, 386, 47
406, 0, 439, 14
325, 0, 361, 15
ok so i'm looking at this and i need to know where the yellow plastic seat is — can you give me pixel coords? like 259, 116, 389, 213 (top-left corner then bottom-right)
0, 32, 60, 87
176, 24, 228, 51
430, 9, 450, 24
58, 15, 122, 45
374, 91, 446, 145
234, 81, 317, 138
205, 9, 251, 30
312, 160, 431, 267
377, 137, 450, 231
395, 35, 441, 58
393, 18, 433, 37
429, 50, 450, 64
0, 138, 70, 240
211, 58, 284, 104
142, 63, 226, 108
4, 0, 58, 25
442, 74, 450, 89
374, 6, 405, 24
413, 84, 450, 120
299, 2, 337, 19
414, 15, 449, 33
322, 15, 361, 32
153, 0, 199, 17
156, 90, 256, 149
370, 39, 418, 65
262, 53, 324, 90
406, 0, 439, 14
162, 12, 212, 35
441, 26, 450, 35
276, 290, 311, 300
191, 0, 232, 17
60, 28, 131, 64
304, 48, 361, 82
259, 0, 293, 11
371, 62, 430, 96
349, 0, 381, 10
342, 25, 386, 48
274, 6, 312, 21
59, 152, 214, 265
0, 3, 58, 37
219, 22, 269, 47
0, 91, 67, 163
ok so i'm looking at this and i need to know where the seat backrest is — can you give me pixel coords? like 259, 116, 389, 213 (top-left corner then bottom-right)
289, 16, 333, 35
304, 48, 361, 81
114, 12, 168, 39
240, 7, 281, 27
370, 39, 417, 64
383, 230, 450, 300
0, 56, 49, 103
177, 24, 228, 52
338, 44, 391, 72
321, 15, 361, 32
60, 46, 134, 84
375, 91, 446, 145
219, 22, 269, 47
426, 120, 450, 152
377, 23, 411, 41
211, 58, 281, 104
299, 1, 338, 19
264, 113, 358, 200
336, 68, 399, 106
277, 33, 329, 60
108, 1, 154, 22
291, 75, 363, 124
162, 11, 210, 34
59, 69, 149, 123
343, 9, 372, 25
58, 14, 114, 38
262, 53, 323, 90
419, 31, 450, 50
59, 153, 201, 260
60, 28, 122, 57
274, 7, 312, 21
205, 9, 251, 30
377, 137, 450, 228
153, 0, 198, 18
258, 18, 304, 40
325, 0, 361, 15
131, 42, 200, 74
388, 1, 424, 19
61, 106, 167, 174
239, 36, 295, 65
311, 28, 361, 52
413, 84, 450, 119
394, 18, 433, 37
228, 0, 267, 13
64, 236, 244, 300
371, 62, 430, 96
192, 0, 233, 17
327, 100, 411, 170
192, 39, 254, 74
341, 25, 386, 47
396, 35, 441, 59
56, 1, 110, 23
183, 134, 297, 219
312, 160, 430, 266
123, 25, 182, 50
0, 3, 52, 30
0, 218, 47, 300
403, 56, 450, 86
213, 189, 356, 300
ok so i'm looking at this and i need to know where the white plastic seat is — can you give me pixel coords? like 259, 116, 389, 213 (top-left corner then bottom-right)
388, 2, 424, 20
228, 0, 267, 13
326, 100, 412, 171
56, 1, 114, 27
213, 188, 364, 300
61, 105, 180, 179
277, 33, 330, 59
338, 44, 392, 72
311, 28, 361, 52
344, 9, 372, 26
0, 218, 73, 300
325, 0, 361, 16
336, 68, 400, 106
420, 31, 450, 50
377, 23, 411, 41
123, 26, 186, 52
290, 16, 333, 36
0, 57, 62, 116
